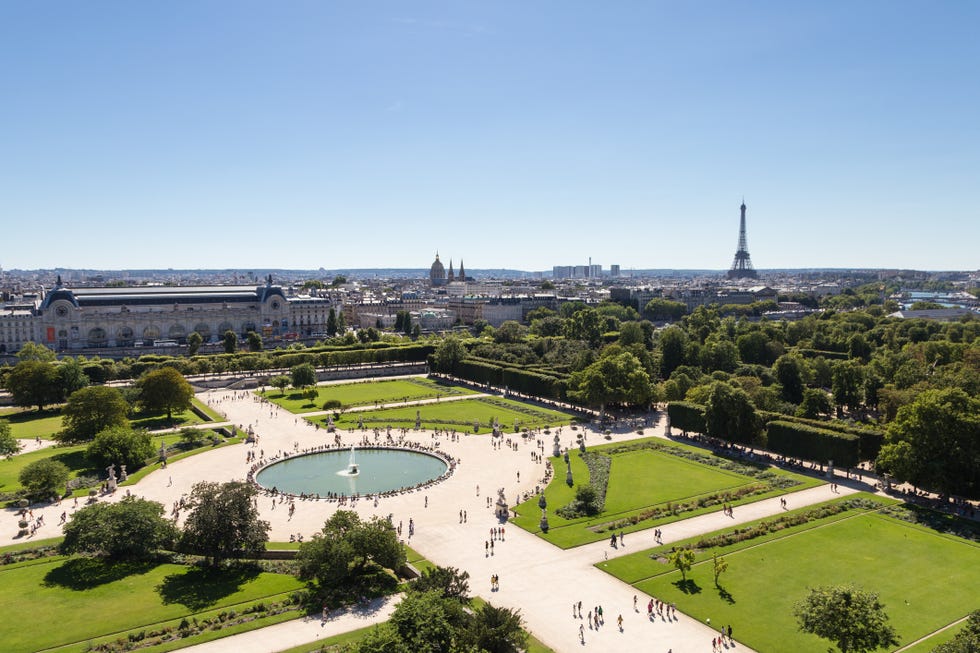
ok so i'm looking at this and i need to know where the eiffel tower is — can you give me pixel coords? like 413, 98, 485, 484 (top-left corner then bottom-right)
727, 200, 758, 279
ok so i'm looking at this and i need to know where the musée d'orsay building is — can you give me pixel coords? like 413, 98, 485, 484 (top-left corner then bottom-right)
0, 276, 335, 353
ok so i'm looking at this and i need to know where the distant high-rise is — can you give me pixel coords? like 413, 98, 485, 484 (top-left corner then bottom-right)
727, 201, 758, 280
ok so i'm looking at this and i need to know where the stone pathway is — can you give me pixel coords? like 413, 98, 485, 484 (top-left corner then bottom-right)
4, 386, 863, 652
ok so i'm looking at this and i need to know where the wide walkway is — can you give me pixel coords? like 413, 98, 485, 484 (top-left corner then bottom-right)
6, 384, 858, 652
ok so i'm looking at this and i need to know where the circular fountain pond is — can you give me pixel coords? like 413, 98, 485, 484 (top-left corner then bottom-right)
255, 448, 449, 496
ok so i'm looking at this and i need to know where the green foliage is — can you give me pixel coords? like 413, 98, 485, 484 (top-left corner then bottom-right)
569, 351, 652, 411
5, 360, 60, 411
644, 298, 688, 321
410, 566, 471, 602
794, 585, 899, 653
432, 337, 466, 374
60, 496, 177, 560
269, 375, 291, 395
246, 330, 263, 352
15, 342, 57, 362
876, 388, 980, 498
704, 382, 761, 444
19, 458, 70, 500
667, 401, 706, 433
796, 388, 833, 419
222, 329, 237, 354
712, 551, 729, 587
468, 602, 529, 653
290, 362, 317, 388
137, 367, 194, 420
86, 426, 155, 470
767, 421, 860, 467
186, 331, 203, 355
180, 481, 270, 563
297, 510, 405, 603
0, 419, 20, 457
932, 610, 980, 653
56, 358, 90, 398
668, 548, 696, 581
60, 385, 131, 443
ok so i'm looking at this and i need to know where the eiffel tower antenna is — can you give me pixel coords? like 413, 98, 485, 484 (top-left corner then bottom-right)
727, 199, 759, 279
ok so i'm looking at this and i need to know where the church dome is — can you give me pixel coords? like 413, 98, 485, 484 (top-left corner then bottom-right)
430, 253, 447, 286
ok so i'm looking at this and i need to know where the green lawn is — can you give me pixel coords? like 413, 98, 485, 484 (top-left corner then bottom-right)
5, 408, 65, 440
261, 378, 479, 414
0, 557, 304, 653
512, 438, 819, 548
600, 499, 980, 653
310, 396, 573, 434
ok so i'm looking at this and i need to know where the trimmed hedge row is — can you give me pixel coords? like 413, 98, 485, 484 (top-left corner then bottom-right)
766, 420, 860, 467
759, 411, 883, 460
451, 357, 568, 400
667, 401, 706, 434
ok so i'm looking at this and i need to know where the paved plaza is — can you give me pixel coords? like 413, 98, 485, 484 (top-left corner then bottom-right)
6, 378, 868, 652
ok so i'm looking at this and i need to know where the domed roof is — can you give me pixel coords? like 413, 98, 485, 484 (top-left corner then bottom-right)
430, 253, 447, 286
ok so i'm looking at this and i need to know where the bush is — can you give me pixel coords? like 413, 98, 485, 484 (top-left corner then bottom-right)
668, 401, 706, 434
87, 426, 155, 470
766, 420, 860, 467
19, 458, 70, 500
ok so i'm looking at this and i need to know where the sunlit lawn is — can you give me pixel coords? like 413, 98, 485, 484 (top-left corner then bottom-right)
600, 500, 980, 653
308, 396, 572, 434
512, 438, 818, 548
0, 557, 304, 653
260, 378, 478, 414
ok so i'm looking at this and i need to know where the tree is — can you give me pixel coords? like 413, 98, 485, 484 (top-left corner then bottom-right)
19, 458, 69, 500
187, 331, 204, 355
933, 609, 980, 653
302, 386, 319, 405
222, 329, 237, 354
5, 360, 59, 411
668, 548, 696, 581
704, 382, 761, 444
644, 298, 687, 322
658, 326, 689, 378
60, 385, 130, 442
468, 603, 529, 653
712, 551, 729, 587
180, 481, 269, 564
737, 331, 773, 366
433, 337, 466, 374
86, 425, 155, 470
16, 342, 57, 362
794, 585, 899, 653
386, 590, 462, 653
0, 419, 20, 458
571, 484, 601, 515
563, 307, 603, 348
411, 565, 471, 602
796, 388, 833, 420
269, 375, 291, 395
60, 496, 177, 560
291, 362, 317, 388
569, 351, 652, 417
137, 367, 194, 420
326, 308, 339, 336
56, 358, 90, 399
494, 321, 527, 344
246, 330, 263, 352
297, 510, 405, 602
832, 360, 865, 416
774, 354, 806, 404
876, 388, 980, 498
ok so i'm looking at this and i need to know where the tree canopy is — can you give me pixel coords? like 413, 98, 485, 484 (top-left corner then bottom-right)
60, 385, 131, 442
0, 419, 20, 458
61, 496, 177, 560
180, 481, 269, 564
137, 367, 194, 420
5, 360, 60, 411
86, 425, 155, 470
19, 458, 69, 500
794, 585, 899, 653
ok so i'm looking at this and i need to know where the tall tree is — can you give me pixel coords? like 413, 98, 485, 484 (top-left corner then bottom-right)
5, 360, 59, 411
19, 458, 69, 500
15, 342, 57, 362
56, 358, 90, 399
246, 330, 263, 352
180, 481, 269, 564
60, 385, 130, 442
563, 307, 603, 348
658, 326, 689, 378
704, 381, 761, 444
290, 362, 317, 388
569, 351, 652, 417
0, 419, 20, 458
137, 367, 194, 420
876, 388, 980, 498
186, 331, 204, 355
832, 360, 865, 416
86, 425, 155, 470
432, 337, 466, 374
794, 585, 899, 653
222, 330, 237, 354
774, 354, 806, 404
61, 497, 177, 560
326, 308, 338, 336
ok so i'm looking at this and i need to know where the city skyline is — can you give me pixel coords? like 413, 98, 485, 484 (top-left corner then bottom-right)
2, 2, 978, 272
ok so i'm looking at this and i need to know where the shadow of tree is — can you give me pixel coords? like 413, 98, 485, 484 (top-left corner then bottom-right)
673, 578, 702, 594
156, 565, 261, 610
43, 557, 157, 591
716, 584, 736, 604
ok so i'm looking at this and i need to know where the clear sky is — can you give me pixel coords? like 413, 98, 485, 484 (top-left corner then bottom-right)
1, 2, 978, 272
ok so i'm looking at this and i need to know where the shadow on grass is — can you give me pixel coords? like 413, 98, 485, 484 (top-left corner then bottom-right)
43, 557, 157, 591
716, 584, 736, 604
157, 565, 261, 610
673, 578, 702, 594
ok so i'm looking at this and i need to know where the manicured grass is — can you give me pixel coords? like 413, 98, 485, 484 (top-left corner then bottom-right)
602, 502, 980, 653
898, 620, 969, 653
192, 396, 226, 421
261, 378, 479, 414
0, 557, 304, 653
512, 438, 819, 548
130, 407, 209, 431
310, 396, 573, 434
4, 408, 65, 439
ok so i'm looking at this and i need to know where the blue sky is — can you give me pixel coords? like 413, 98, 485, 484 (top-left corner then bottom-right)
1, 2, 978, 272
